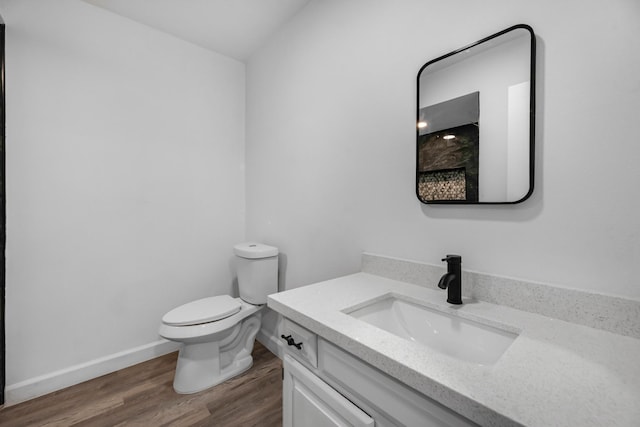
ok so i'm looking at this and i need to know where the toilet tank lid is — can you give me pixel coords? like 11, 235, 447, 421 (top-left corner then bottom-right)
162, 295, 241, 326
234, 242, 278, 259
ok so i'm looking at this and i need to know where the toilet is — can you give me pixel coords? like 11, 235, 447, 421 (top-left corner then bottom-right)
159, 242, 278, 394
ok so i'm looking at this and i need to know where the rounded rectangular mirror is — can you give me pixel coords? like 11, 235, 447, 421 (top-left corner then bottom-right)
416, 24, 536, 204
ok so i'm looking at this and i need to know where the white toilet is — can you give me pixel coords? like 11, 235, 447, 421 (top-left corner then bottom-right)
159, 242, 278, 394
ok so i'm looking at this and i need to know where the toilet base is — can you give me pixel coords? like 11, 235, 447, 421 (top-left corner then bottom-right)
172, 313, 262, 394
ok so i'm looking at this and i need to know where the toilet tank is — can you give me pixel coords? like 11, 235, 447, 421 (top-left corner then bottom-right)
233, 243, 279, 305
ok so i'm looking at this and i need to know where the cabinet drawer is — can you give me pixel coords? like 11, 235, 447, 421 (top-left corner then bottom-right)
280, 318, 318, 368
319, 339, 478, 427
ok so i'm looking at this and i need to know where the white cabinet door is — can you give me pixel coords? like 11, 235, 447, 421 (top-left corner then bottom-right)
283, 354, 374, 427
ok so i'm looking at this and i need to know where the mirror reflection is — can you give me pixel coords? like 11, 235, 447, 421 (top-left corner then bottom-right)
417, 25, 535, 204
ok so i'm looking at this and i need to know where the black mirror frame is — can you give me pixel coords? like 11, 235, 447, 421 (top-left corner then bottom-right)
416, 24, 536, 205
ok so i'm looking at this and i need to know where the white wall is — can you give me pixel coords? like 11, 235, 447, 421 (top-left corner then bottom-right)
246, 0, 640, 306
1, 0, 246, 394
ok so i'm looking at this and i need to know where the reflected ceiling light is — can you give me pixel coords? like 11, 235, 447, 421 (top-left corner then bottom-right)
443, 134, 456, 140
417, 121, 427, 129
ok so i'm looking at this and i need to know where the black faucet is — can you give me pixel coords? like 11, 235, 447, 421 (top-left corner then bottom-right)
438, 255, 463, 305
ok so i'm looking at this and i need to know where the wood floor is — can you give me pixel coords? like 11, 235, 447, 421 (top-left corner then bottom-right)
0, 342, 282, 427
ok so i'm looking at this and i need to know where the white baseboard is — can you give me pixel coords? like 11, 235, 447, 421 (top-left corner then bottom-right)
5, 339, 180, 406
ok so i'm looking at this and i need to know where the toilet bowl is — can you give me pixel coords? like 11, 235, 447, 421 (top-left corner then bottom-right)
159, 243, 278, 394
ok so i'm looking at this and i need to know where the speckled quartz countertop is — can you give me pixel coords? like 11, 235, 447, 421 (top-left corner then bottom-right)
267, 272, 640, 427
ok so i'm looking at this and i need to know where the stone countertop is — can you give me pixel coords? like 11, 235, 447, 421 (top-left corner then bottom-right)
267, 273, 640, 427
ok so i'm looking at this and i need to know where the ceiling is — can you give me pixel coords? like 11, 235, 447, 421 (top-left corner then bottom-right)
82, 0, 312, 61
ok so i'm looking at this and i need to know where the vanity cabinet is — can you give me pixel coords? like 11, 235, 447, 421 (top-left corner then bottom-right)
281, 319, 478, 427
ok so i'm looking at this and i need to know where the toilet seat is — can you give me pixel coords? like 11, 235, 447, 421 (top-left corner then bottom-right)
162, 295, 241, 326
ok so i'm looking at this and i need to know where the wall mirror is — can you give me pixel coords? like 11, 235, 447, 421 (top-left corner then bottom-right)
416, 24, 535, 204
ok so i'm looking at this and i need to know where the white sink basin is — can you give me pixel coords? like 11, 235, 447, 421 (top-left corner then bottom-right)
345, 295, 519, 365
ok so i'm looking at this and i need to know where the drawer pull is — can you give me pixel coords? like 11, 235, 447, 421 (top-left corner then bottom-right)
281, 334, 303, 349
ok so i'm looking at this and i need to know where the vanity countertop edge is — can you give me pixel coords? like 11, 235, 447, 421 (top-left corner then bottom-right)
267, 272, 640, 427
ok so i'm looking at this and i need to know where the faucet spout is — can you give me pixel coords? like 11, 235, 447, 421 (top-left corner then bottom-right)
438, 255, 463, 305
438, 273, 456, 290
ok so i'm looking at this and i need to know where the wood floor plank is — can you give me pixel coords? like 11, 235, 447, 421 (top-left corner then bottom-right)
0, 342, 282, 427
40, 396, 124, 427
159, 406, 211, 427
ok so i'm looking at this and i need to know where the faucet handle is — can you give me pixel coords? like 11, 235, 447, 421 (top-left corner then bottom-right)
442, 254, 462, 264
